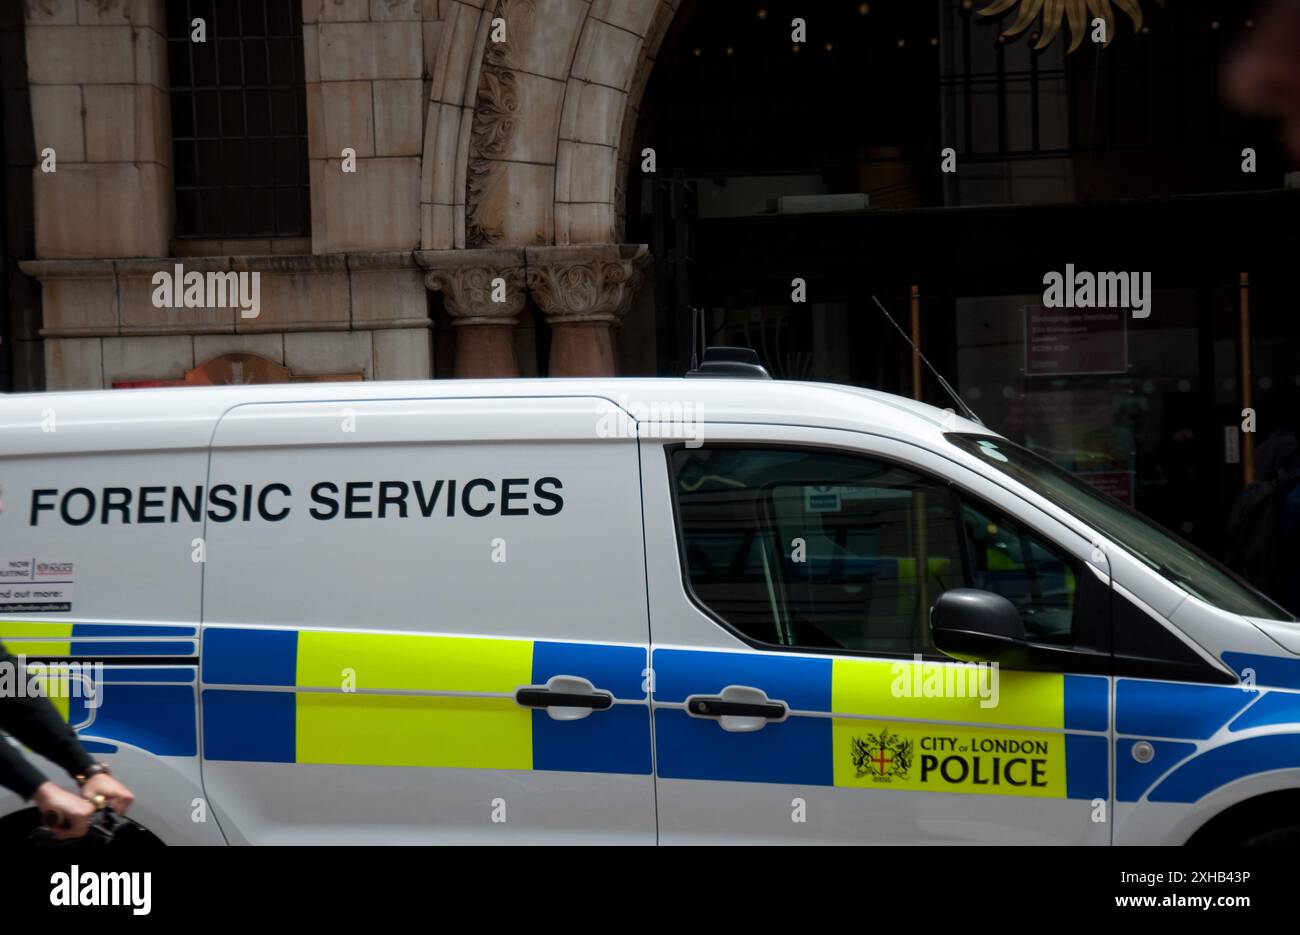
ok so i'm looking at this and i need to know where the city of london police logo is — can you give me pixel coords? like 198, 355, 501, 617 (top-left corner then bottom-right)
851, 728, 913, 782
849, 728, 1055, 790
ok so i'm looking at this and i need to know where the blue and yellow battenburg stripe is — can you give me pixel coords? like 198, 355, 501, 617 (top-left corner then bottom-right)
652, 648, 1110, 799
0, 620, 196, 657
200, 627, 652, 775
62, 667, 198, 757
18, 618, 1300, 807
1112, 652, 1300, 804
0, 621, 199, 758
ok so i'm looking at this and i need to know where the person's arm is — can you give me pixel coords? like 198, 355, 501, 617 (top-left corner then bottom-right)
0, 726, 49, 800
0, 641, 95, 799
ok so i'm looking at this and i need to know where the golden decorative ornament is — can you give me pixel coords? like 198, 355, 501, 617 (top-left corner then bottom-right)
978, 0, 1162, 53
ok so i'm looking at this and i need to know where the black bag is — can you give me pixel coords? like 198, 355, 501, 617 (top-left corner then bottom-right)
28, 806, 142, 846
1227, 466, 1300, 592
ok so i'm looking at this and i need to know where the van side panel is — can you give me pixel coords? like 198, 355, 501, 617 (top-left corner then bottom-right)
0, 445, 223, 844
198, 397, 656, 843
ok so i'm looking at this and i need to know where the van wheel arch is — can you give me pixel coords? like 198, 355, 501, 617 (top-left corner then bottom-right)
1185, 790, 1300, 845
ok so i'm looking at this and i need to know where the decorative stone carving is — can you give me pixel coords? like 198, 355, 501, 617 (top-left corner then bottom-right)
466, 0, 536, 247
524, 244, 649, 324
465, 63, 518, 248
464, 163, 500, 248
484, 0, 537, 71
420, 249, 527, 325
471, 67, 520, 162
524, 244, 650, 376
417, 248, 528, 377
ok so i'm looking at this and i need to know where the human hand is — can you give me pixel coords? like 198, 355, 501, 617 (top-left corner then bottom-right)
82, 772, 135, 816
31, 781, 95, 840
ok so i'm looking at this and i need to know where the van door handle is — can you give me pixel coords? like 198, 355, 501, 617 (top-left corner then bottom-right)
516, 688, 613, 710
687, 697, 785, 718
684, 685, 788, 732
515, 676, 612, 720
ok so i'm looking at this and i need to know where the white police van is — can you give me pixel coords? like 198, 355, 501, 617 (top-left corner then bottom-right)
1, 352, 1297, 844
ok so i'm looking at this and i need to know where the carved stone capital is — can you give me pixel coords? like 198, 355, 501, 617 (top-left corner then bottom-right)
524, 244, 650, 325
417, 248, 527, 326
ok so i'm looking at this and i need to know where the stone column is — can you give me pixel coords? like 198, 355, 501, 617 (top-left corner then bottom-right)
419, 248, 526, 378
525, 244, 649, 378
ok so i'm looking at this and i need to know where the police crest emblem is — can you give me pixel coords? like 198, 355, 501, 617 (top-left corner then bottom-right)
851, 728, 913, 781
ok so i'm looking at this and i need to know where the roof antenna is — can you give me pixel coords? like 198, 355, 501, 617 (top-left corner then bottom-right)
871, 294, 983, 426
689, 306, 703, 372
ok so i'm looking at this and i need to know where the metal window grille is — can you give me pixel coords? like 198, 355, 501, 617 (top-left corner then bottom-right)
942, 0, 1255, 161
166, 0, 310, 238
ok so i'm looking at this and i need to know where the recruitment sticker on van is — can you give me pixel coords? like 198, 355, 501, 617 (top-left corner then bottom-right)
804, 485, 842, 512
0, 556, 75, 613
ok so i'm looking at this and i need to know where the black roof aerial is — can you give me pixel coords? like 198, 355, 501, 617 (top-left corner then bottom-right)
684, 346, 772, 380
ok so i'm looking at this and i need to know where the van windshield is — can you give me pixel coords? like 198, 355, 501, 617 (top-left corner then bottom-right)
946, 433, 1294, 622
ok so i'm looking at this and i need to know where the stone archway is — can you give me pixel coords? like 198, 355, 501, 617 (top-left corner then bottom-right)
416, 0, 681, 377
419, 0, 679, 251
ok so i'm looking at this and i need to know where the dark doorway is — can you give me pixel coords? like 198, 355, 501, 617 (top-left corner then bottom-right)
629, 0, 944, 383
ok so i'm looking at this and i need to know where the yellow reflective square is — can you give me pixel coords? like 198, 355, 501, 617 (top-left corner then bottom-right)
0, 622, 74, 639
295, 631, 533, 693
831, 657, 1064, 729
296, 692, 532, 770
1, 640, 72, 657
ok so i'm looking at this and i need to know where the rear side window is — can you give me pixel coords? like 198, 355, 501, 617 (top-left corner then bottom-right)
670, 446, 1083, 656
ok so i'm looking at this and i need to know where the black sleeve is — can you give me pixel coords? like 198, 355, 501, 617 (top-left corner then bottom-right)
0, 641, 95, 800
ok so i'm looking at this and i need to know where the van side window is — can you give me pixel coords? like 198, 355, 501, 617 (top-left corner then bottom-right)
670, 447, 963, 655
670, 447, 1087, 656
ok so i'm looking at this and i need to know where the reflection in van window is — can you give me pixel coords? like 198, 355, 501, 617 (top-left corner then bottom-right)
671, 447, 963, 654
960, 500, 1076, 644
947, 433, 1294, 622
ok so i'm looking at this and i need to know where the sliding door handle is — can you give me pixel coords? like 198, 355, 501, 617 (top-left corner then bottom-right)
516, 688, 613, 710
515, 675, 613, 720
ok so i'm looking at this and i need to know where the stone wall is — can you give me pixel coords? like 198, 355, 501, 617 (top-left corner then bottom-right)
26, 251, 431, 388
14, 0, 673, 390
1, 3, 42, 390
24, 0, 172, 259
305, 0, 424, 254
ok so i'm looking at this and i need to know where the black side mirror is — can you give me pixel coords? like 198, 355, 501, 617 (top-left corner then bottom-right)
931, 589, 1026, 663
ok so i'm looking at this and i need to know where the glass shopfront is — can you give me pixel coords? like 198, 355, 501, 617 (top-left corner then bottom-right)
629, 0, 1300, 586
